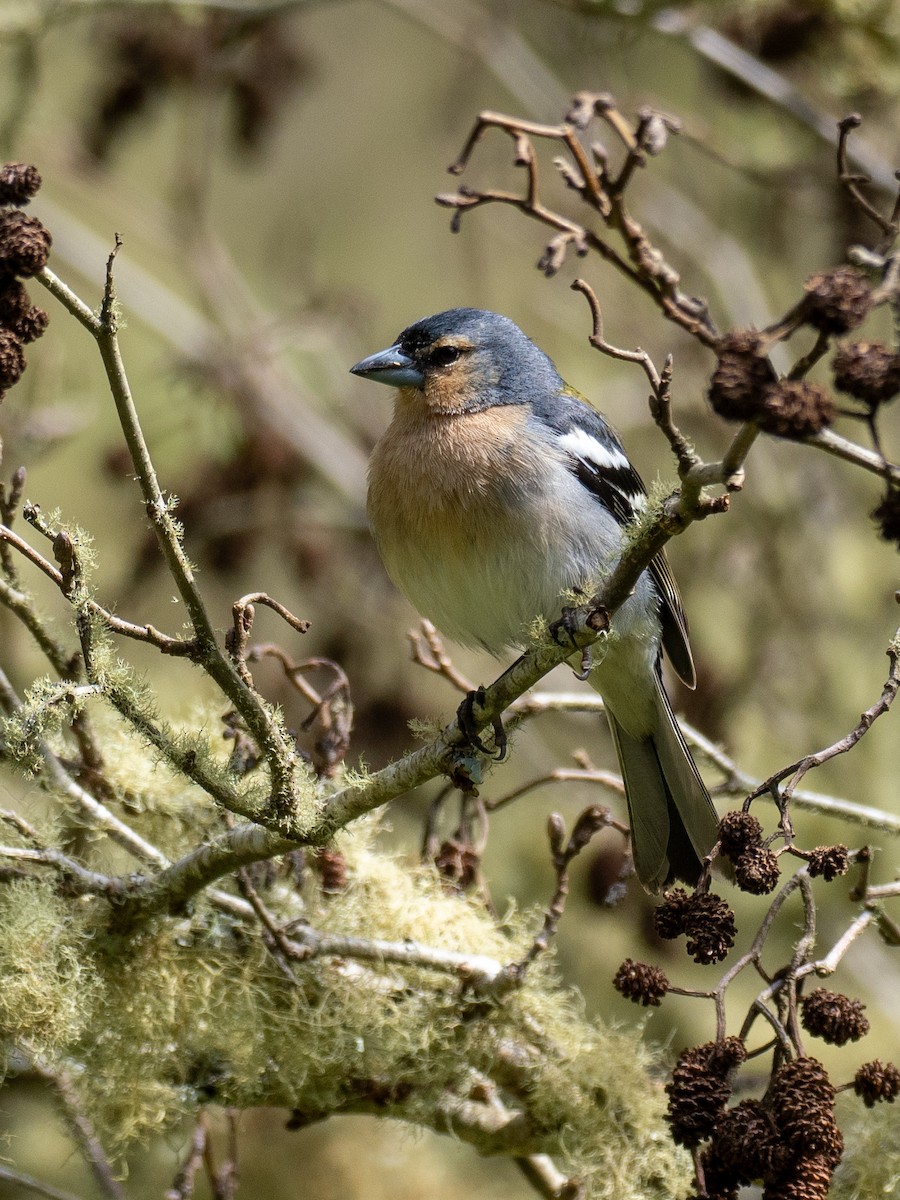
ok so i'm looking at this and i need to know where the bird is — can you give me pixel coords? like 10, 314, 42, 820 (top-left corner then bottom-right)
351, 307, 720, 891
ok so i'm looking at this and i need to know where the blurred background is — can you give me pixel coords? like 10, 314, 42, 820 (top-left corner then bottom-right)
0, 0, 899, 1195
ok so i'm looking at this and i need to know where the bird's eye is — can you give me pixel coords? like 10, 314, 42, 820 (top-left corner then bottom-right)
429, 345, 461, 368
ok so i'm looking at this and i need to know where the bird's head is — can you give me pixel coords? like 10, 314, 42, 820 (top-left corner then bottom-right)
350, 308, 561, 413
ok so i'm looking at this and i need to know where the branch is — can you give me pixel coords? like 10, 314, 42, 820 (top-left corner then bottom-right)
0, 841, 126, 898
409, 618, 476, 693
0, 1164, 86, 1200
36, 258, 304, 823
516, 1155, 585, 1200
750, 630, 900, 802
115, 556, 900, 921
166, 1113, 209, 1200
439, 108, 719, 344
283, 926, 506, 988
26, 1048, 126, 1200
806, 427, 900, 485
0, 526, 196, 655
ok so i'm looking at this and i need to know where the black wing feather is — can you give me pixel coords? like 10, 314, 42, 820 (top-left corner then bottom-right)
542, 389, 696, 687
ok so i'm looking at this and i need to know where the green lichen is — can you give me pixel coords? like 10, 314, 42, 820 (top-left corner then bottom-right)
832, 1097, 900, 1200
0, 878, 97, 1049
38, 827, 691, 1196
1, 677, 95, 773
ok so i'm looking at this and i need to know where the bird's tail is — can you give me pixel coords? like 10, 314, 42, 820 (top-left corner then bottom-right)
605, 682, 720, 892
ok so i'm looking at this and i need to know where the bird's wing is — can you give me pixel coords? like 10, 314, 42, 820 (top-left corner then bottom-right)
543, 389, 696, 687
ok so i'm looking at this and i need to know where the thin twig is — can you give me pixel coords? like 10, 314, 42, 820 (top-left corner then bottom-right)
228, 592, 310, 683
0, 525, 196, 655
27, 1050, 126, 1200
800, 907, 879, 978
836, 114, 899, 244
0, 1163, 86, 1200
409, 619, 476, 693
489, 807, 613, 995
281, 924, 506, 988
515, 1154, 585, 1200
166, 1113, 208, 1200
806, 427, 900, 485
750, 631, 900, 802
0, 842, 127, 897
485, 766, 626, 813
36, 259, 303, 819
440, 109, 719, 344
236, 867, 302, 981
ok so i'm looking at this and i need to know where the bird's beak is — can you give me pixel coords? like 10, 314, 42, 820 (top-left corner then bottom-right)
350, 343, 425, 389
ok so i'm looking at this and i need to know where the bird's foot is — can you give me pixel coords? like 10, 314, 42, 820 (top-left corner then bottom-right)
456, 687, 507, 761
549, 605, 580, 649
550, 605, 596, 679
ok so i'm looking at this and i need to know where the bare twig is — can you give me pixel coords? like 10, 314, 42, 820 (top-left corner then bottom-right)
281, 923, 506, 989
485, 765, 625, 813
0, 1163, 87, 1200
836, 114, 899, 245
409, 619, 476, 693
246, 647, 353, 777
750, 630, 900, 802
802, 907, 879, 978
569, 276, 740, 520
440, 108, 719, 344
804, 427, 900, 485
36, 257, 303, 822
166, 1113, 208, 1200
235, 866, 302, 981
489, 807, 613, 995
228, 592, 310, 684
26, 1050, 126, 1200
0, 524, 196, 655
516, 1153, 585, 1200
0, 841, 127, 897
204, 1110, 239, 1200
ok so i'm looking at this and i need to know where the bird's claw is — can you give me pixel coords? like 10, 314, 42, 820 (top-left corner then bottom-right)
573, 645, 593, 680
456, 687, 508, 761
549, 605, 580, 649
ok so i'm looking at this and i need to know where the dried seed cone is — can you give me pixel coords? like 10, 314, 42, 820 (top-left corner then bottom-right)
708, 1036, 748, 1073
699, 1140, 742, 1200
0, 327, 25, 388
684, 892, 737, 965
13, 304, 49, 344
802, 265, 872, 333
612, 958, 669, 1006
763, 1154, 836, 1200
708, 329, 777, 422
806, 844, 849, 881
718, 809, 763, 859
0, 277, 29, 322
800, 988, 869, 1045
0, 162, 42, 205
734, 845, 781, 894
654, 886, 692, 939
769, 1058, 841, 1161
872, 488, 900, 550
832, 340, 900, 407
853, 1060, 900, 1107
666, 1040, 742, 1148
0, 209, 52, 276
756, 380, 835, 439
712, 1098, 781, 1183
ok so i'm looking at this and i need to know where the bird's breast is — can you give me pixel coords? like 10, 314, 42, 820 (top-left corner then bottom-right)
367, 401, 620, 651
369, 403, 531, 548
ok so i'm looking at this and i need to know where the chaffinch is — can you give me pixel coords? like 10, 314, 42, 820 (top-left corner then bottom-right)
351, 307, 719, 891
